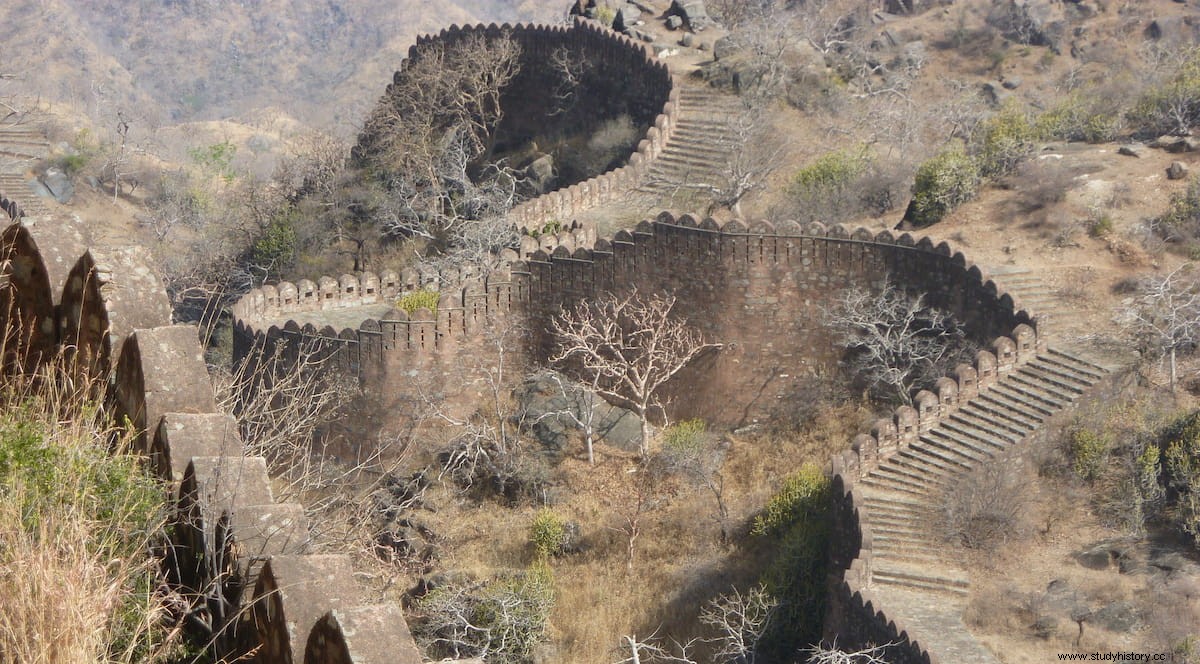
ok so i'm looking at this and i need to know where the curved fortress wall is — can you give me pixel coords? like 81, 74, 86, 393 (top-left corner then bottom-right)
353, 21, 679, 232
234, 212, 1034, 427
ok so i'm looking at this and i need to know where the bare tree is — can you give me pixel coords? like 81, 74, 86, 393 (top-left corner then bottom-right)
614, 632, 698, 664
657, 428, 731, 543
359, 32, 525, 266
700, 584, 779, 664
550, 290, 719, 458
803, 641, 896, 664
825, 278, 966, 405
709, 105, 786, 217
1118, 264, 1200, 390
528, 370, 605, 464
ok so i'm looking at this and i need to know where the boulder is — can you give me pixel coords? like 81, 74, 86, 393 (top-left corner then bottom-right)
1092, 601, 1140, 633
665, 15, 683, 30
514, 372, 643, 457
1168, 161, 1189, 180
680, 32, 695, 48
1117, 144, 1144, 158
526, 154, 555, 194
40, 167, 73, 204
669, 0, 710, 31
613, 4, 641, 32
983, 81, 1012, 106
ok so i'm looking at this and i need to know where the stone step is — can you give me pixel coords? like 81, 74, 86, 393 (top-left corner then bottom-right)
655, 151, 725, 170
940, 410, 1017, 449
672, 118, 737, 132
871, 531, 932, 552
1016, 363, 1090, 395
977, 386, 1055, 420
949, 408, 1029, 440
873, 547, 947, 566
1045, 346, 1111, 374
989, 382, 1062, 417
925, 426, 1003, 459
1032, 350, 1104, 379
955, 398, 1032, 434
970, 393, 1043, 429
894, 446, 971, 476
897, 438, 979, 474
861, 472, 928, 497
872, 564, 970, 597
1005, 372, 1078, 405
870, 462, 951, 490
919, 431, 991, 464
869, 517, 932, 537
660, 141, 731, 160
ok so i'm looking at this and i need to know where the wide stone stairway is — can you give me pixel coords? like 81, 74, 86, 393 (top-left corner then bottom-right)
0, 122, 51, 217
638, 84, 745, 198
858, 345, 1111, 663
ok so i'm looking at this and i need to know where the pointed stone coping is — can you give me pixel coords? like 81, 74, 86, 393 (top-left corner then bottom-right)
305, 604, 422, 664
248, 554, 362, 664
153, 412, 244, 484
112, 325, 217, 458
212, 502, 311, 624
175, 456, 274, 591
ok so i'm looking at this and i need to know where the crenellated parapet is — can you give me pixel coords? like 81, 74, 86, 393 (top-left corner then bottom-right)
234, 211, 1041, 428
0, 210, 422, 664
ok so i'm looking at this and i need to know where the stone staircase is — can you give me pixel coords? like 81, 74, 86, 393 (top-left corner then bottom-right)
637, 84, 744, 199
856, 345, 1111, 663
0, 123, 51, 217
987, 266, 1066, 336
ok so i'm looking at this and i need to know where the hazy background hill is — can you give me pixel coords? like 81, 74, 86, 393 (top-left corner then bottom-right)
0, 0, 565, 137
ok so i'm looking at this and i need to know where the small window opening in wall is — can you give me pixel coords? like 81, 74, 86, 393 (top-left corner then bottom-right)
347, 286, 355, 293
325, 293, 333, 299
366, 287, 375, 294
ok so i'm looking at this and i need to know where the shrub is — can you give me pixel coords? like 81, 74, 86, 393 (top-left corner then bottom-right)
974, 104, 1037, 178
529, 508, 567, 560
1156, 176, 1200, 247
1070, 427, 1113, 482
251, 211, 298, 273
415, 563, 555, 663
663, 418, 706, 454
1128, 48, 1200, 137
0, 390, 178, 663
940, 462, 1028, 549
788, 148, 871, 223
907, 145, 980, 227
396, 289, 440, 315
1035, 93, 1121, 143
1089, 213, 1115, 238
1163, 411, 1200, 545
752, 463, 831, 659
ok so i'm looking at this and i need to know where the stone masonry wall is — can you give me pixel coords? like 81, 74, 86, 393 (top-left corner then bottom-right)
0, 210, 421, 664
234, 212, 1036, 428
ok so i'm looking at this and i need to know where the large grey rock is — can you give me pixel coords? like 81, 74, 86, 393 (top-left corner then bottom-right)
669, 0, 710, 31
1092, 601, 1140, 633
665, 15, 683, 30
40, 167, 73, 204
1168, 161, 1189, 180
613, 4, 641, 32
514, 372, 642, 456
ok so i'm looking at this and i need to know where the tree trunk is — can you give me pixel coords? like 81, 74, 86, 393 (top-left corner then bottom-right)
638, 415, 650, 459
585, 425, 594, 464
1171, 346, 1178, 391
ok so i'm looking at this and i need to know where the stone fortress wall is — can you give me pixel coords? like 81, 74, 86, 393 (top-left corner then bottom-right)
1, 208, 423, 662
355, 20, 681, 232
233, 212, 1037, 426
1, 15, 1109, 664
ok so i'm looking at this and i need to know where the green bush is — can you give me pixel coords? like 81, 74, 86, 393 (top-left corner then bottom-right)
663, 418, 706, 454
1070, 428, 1112, 482
751, 463, 831, 659
974, 104, 1037, 178
1156, 176, 1200, 247
752, 463, 829, 538
789, 148, 872, 223
1163, 412, 1200, 544
396, 289, 440, 315
529, 508, 567, 560
0, 395, 176, 662
908, 145, 980, 227
1128, 49, 1200, 137
251, 211, 298, 273
1035, 94, 1121, 143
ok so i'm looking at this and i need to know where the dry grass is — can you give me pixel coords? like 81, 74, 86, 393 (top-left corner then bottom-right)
0, 362, 183, 663
399, 399, 872, 661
